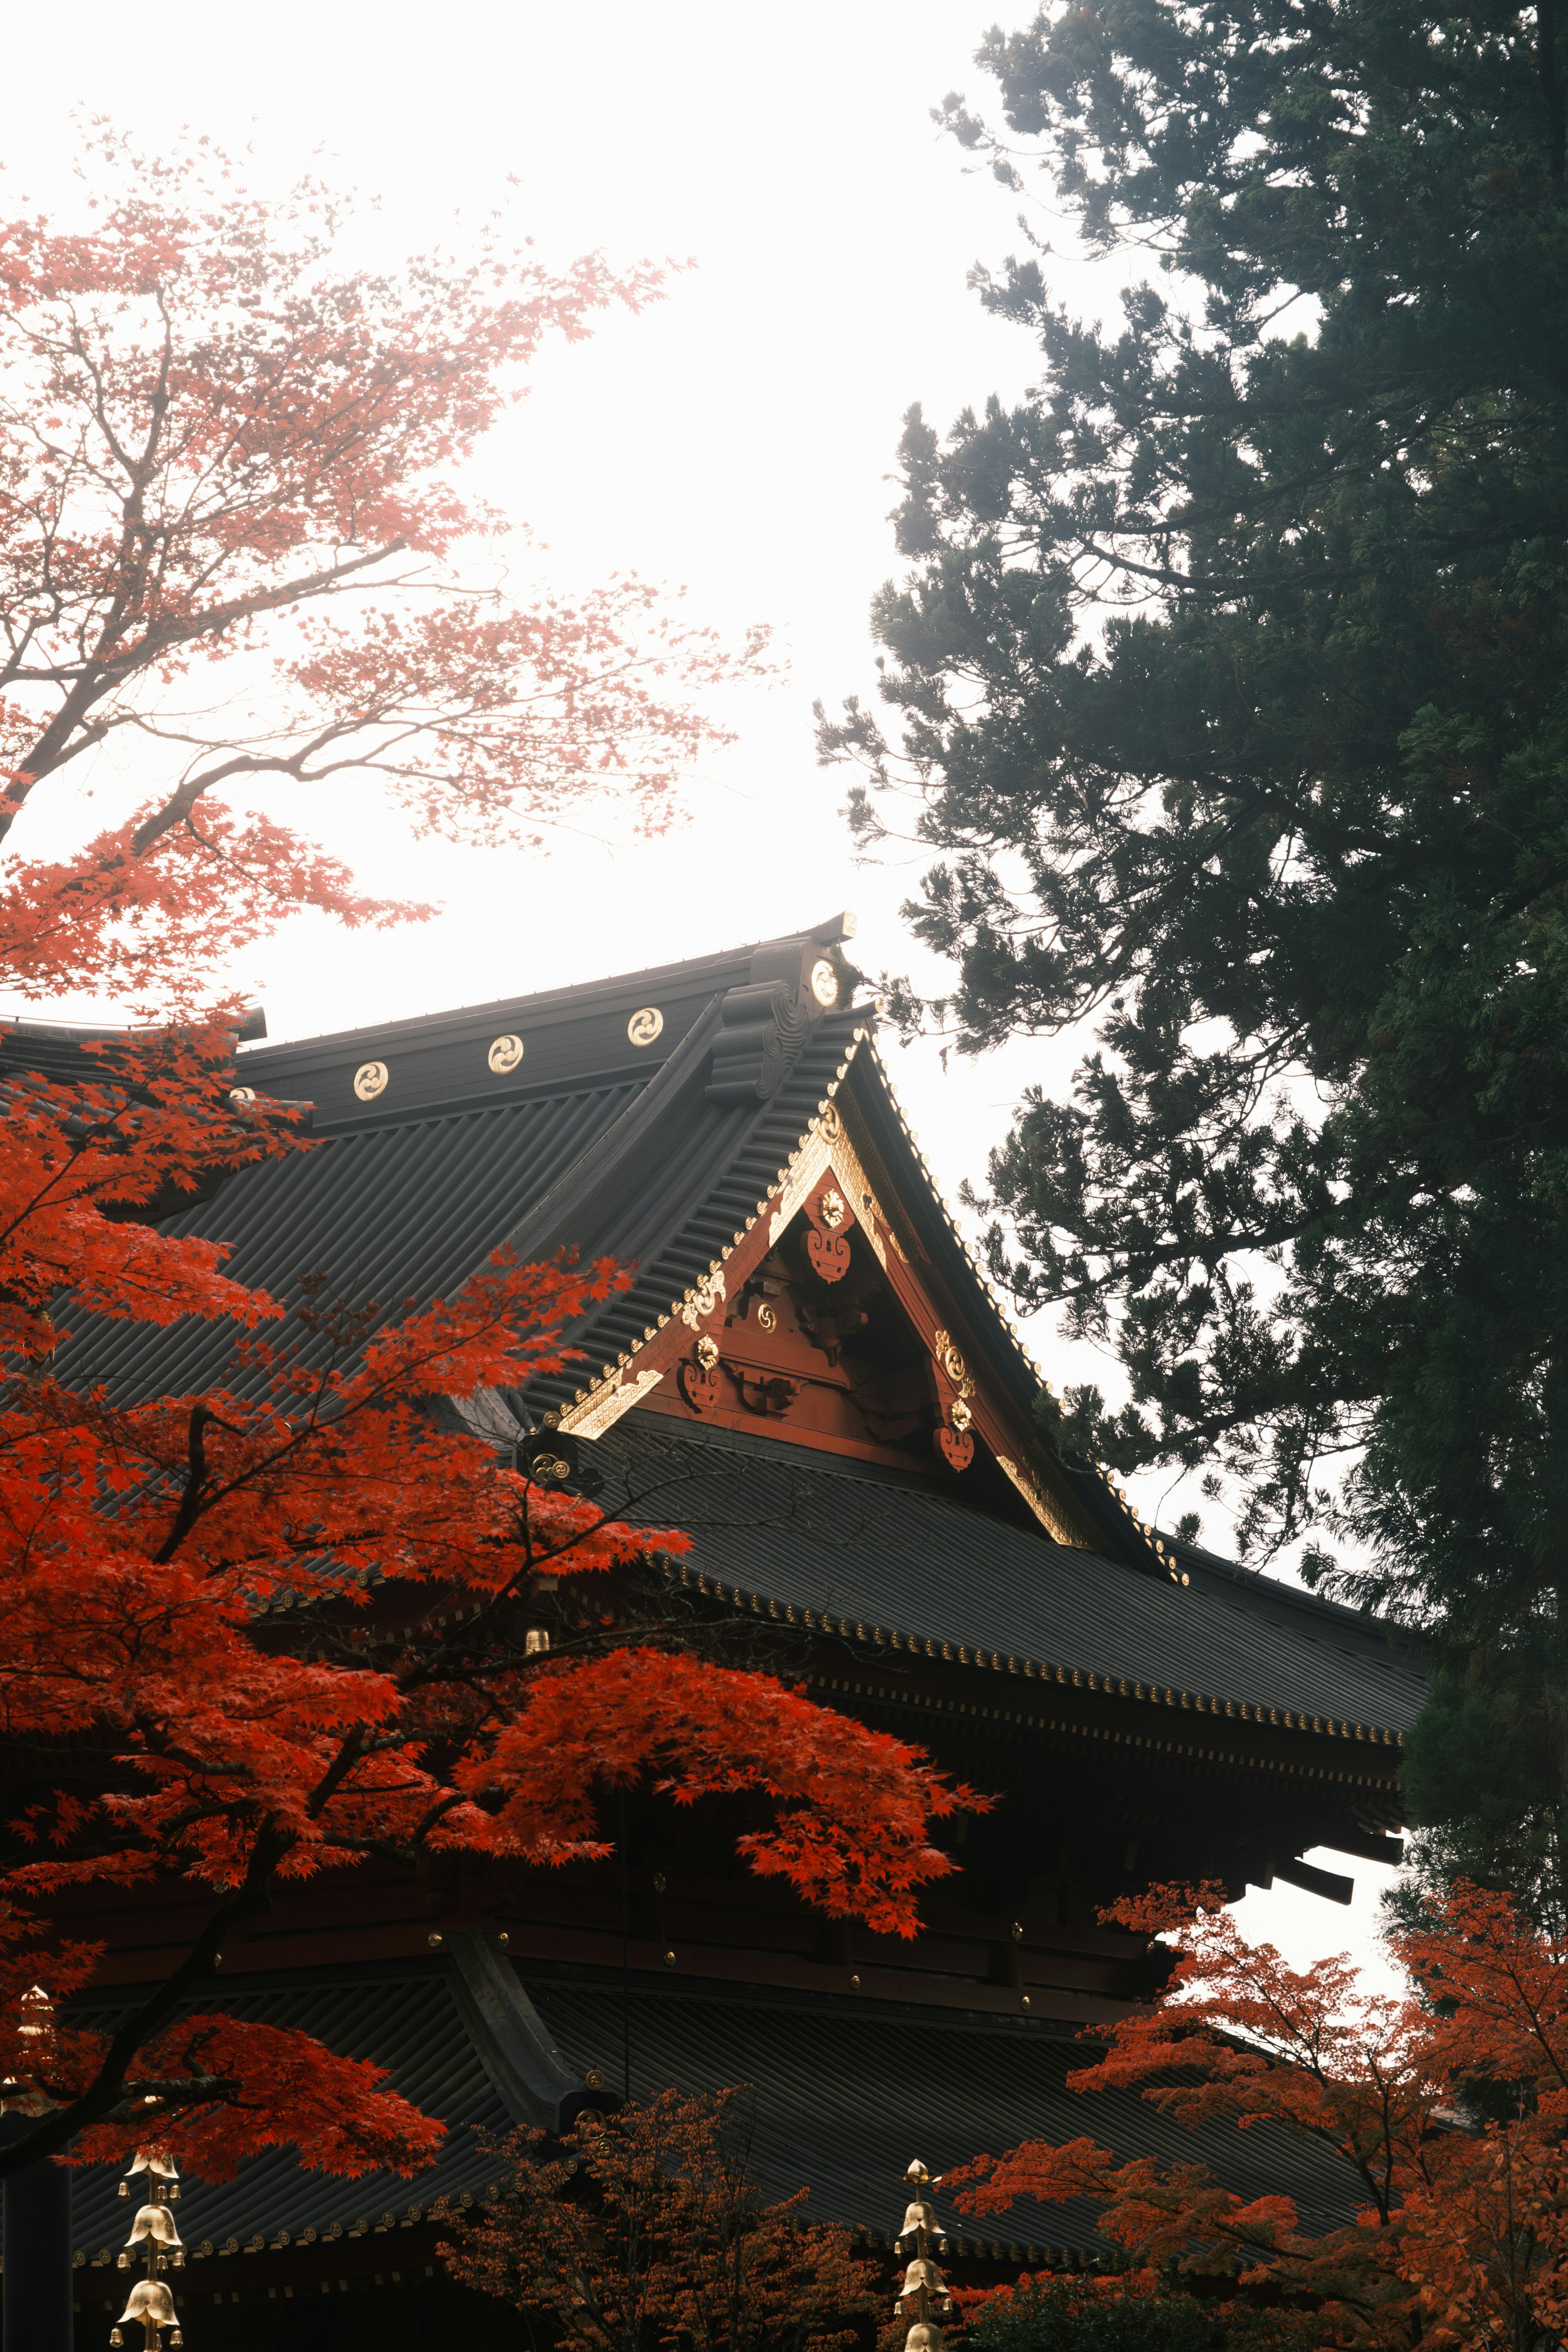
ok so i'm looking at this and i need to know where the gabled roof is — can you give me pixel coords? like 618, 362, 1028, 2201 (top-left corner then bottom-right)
50, 922, 1423, 1751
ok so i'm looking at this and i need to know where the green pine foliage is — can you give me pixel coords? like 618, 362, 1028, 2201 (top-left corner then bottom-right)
819, 0, 1568, 1670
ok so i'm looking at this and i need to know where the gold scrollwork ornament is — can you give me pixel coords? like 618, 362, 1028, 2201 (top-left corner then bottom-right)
678, 1272, 726, 1329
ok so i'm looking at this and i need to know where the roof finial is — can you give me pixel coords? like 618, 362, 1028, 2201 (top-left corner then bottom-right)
895, 2158, 955, 2352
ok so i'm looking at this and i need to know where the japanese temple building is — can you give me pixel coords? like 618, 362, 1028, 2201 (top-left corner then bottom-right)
27, 919, 1426, 2350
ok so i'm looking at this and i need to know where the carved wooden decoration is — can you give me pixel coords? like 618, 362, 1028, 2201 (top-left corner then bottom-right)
805, 1228, 851, 1282
678, 1335, 723, 1414
932, 1338, 976, 1472
804, 1180, 852, 1283
936, 1424, 975, 1472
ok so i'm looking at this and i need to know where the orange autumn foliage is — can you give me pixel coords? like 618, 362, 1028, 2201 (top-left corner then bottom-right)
0, 125, 771, 1012
0, 136, 968, 2198
0, 1052, 976, 2180
948, 1883, 1568, 2352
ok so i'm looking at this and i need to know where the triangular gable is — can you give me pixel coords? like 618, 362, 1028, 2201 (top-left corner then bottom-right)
548, 1033, 1127, 1563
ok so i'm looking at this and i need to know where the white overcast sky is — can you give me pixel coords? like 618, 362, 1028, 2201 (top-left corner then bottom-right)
0, 0, 1405, 1989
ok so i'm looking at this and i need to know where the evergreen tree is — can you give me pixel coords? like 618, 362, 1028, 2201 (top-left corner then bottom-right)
818, 0, 1568, 1859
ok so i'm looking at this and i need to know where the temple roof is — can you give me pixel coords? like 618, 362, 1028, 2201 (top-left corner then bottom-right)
50, 922, 1424, 1751
68, 1951, 1367, 2268
608, 1423, 1426, 1741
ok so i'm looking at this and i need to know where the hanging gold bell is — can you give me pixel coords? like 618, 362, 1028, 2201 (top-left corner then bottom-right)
906, 2327, 945, 2352
125, 2203, 183, 2252
902, 2258, 942, 2291
117, 2278, 177, 2326
900, 2199, 936, 2238
109, 2332, 124, 2348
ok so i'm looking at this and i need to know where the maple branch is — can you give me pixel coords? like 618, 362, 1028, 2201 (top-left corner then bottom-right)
0, 1834, 285, 2176
151, 1402, 241, 1565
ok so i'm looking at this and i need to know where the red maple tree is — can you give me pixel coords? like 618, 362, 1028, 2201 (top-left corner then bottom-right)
441, 2086, 872, 2352
0, 123, 770, 1014
947, 1882, 1568, 2352
0, 137, 973, 2193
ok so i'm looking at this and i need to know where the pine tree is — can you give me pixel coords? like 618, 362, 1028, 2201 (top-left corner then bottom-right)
818, 0, 1568, 1860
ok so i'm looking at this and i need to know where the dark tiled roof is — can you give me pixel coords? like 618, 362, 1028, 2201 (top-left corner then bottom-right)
69, 1964, 512, 2263
48, 929, 1423, 1739
526, 1977, 1367, 2249
604, 1422, 1427, 1737
55, 1080, 642, 1403
67, 1962, 1365, 2265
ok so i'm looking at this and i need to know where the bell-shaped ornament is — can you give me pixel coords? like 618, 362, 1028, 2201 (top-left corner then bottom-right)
900, 2199, 936, 2239
902, 2258, 942, 2294
125, 2202, 183, 2252
126, 2150, 179, 2185
118, 2278, 177, 2327
109, 2332, 124, 2348
905, 2160, 931, 2185
906, 2327, 944, 2352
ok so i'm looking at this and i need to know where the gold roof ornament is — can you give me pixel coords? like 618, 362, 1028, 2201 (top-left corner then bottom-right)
109, 2150, 190, 2347
895, 2159, 954, 2349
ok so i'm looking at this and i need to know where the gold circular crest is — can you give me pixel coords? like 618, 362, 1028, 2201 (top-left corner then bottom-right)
756, 1302, 778, 1332
808, 958, 839, 1008
817, 1187, 846, 1229
353, 1060, 388, 1101
818, 1102, 842, 1140
627, 1006, 664, 1048
229, 1086, 256, 1105
488, 1033, 524, 1074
